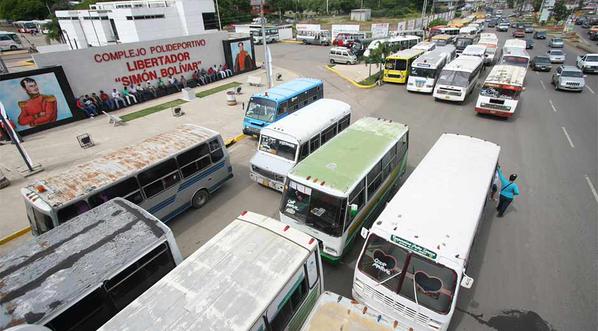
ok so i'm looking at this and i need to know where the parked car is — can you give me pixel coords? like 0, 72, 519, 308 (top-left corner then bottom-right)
497, 23, 510, 31
533, 30, 547, 39
576, 53, 598, 73
513, 28, 525, 38
547, 49, 566, 63
510, 22, 518, 28
552, 65, 586, 91
329, 47, 357, 65
488, 19, 497, 27
524, 24, 534, 33
549, 37, 564, 48
531, 56, 552, 71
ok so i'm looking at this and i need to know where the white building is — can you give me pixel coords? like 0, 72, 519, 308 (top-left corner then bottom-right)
56, 0, 218, 49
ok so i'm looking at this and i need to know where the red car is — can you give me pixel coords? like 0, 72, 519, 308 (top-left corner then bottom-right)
512, 28, 525, 38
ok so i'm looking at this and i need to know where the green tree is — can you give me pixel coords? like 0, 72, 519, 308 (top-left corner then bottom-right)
428, 18, 447, 27
552, 0, 570, 22
533, 0, 543, 12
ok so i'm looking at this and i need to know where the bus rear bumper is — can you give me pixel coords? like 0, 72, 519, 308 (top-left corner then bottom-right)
475, 107, 513, 117
249, 172, 284, 192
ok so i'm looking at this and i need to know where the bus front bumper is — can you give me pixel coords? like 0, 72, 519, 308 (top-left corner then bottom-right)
249, 171, 284, 192
475, 106, 514, 117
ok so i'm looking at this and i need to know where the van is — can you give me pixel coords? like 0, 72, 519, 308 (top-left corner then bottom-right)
329, 47, 357, 64
0, 32, 23, 51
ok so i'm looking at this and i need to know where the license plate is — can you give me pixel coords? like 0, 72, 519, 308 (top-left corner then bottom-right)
445, 96, 450, 99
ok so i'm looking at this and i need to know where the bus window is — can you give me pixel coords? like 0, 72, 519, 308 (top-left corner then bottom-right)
366, 162, 383, 198
320, 124, 337, 145
105, 242, 176, 309
209, 139, 224, 163
338, 115, 351, 132
45, 287, 115, 331
305, 250, 320, 289
250, 317, 267, 331
89, 177, 143, 207
177, 143, 211, 178
138, 159, 180, 198
58, 200, 91, 224
381, 148, 395, 179
298, 143, 309, 161
269, 275, 309, 330
347, 180, 365, 226
309, 136, 320, 152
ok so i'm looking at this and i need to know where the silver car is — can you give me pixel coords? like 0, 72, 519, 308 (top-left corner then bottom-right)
547, 49, 566, 63
549, 37, 564, 48
552, 65, 586, 91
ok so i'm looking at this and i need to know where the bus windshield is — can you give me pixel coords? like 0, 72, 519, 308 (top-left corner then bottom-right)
456, 38, 472, 48
358, 233, 457, 315
385, 59, 407, 71
480, 85, 520, 100
246, 98, 277, 122
281, 181, 346, 237
411, 67, 437, 78
259, 135, 297, 161
501, 56, 529, 67
437, 70, 470, 87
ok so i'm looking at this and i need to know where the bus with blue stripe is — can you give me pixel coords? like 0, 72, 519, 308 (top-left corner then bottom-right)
21, 124, 233, 236
243, 78, 324, 136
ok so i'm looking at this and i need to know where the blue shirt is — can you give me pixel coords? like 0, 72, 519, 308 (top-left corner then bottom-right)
497, 168, 520, 199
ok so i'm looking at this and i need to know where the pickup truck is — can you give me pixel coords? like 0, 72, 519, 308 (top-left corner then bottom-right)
576, 54, 598, 73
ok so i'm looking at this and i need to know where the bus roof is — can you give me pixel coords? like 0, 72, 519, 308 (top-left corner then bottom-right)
502, 47, 530, 59
444, 55, 483, 72
260, 98, 351, 145
480, 32, 498, 40
301, 291, 401, 331
412, 47, 452, 68
484, 64, 526, 88
503, 38, 526, 49
0, 198, 171, 329
288, 117, 408, 195
99, 211, 317, 331
22, 124, 218, 208
372, 134, 500, 268
387, 48, 424, 59
251, 78, 322, 104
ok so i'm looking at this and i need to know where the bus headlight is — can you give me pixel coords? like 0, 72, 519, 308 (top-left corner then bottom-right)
324, 246, 338, 255
353, 278, 364, 291
428, 320, 442, 330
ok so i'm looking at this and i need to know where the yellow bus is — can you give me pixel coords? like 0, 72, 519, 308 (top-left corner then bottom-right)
383, 48, 425, 84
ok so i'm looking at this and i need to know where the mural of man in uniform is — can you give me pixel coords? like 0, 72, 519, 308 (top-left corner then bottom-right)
233, 41, 255, 73
17, 77, 57, 127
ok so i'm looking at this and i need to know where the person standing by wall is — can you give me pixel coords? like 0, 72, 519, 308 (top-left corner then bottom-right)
496, 165, 520, 217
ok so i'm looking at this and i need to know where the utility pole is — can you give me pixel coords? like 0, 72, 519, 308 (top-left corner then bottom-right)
215, 0, 222, 30
260, 0, 272, 88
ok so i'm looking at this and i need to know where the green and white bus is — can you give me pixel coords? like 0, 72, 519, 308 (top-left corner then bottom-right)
280, 117, 409, 263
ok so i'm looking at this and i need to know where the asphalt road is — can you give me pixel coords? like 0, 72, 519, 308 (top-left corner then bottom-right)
168, 30, 597, 330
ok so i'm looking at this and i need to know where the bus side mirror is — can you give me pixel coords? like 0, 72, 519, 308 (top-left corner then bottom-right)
350, 204, 359, 217
461, 274, 474, 288
360, 227, 369, 239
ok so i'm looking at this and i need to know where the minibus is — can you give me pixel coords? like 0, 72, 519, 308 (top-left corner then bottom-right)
353, 133, 500, 331
503, 38, 527, 50
455, 35, 478, 55
329, 46, 358, 64
475, 64, 526, 117
0, 31, 23, 51
363, 35, 420, 57
501, 47, 530, 68
431, 34, 455, 46
433, 55, 484, 102
100, 211, 324, 331
0, 198, 183, 330
298, 29, 331, 46
478, 37, 499, 64
407, 45, 456, 93
383, 48, 425, 83
250, 98, 351, 192
462, 44, 487, 59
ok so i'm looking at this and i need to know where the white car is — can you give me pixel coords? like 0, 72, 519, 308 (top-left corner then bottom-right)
547, 49, 566, 63
576, 53, 598, 73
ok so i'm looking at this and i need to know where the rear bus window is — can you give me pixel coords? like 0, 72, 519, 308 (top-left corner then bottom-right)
57, 200, 91, 224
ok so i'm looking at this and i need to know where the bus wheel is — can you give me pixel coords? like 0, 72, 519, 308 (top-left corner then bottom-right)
9, 45, 17, 50
191, 189, 209, 208
330, 59, 334, 64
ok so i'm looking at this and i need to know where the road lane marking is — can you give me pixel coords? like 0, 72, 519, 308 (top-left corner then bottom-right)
539, 80, 546, 90
585, 175, 598, 203
549, 99, 557, 112
561, 126, 575, 148
586, 85, 595, 94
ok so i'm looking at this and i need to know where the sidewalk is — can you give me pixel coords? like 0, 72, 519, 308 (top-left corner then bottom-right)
0, 65, 298, 241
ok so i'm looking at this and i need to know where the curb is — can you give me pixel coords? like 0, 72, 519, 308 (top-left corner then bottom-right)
281, 39, 303, 44
0, 226, 31, 246
225, 133, 247, 147
324, 65, 378, 89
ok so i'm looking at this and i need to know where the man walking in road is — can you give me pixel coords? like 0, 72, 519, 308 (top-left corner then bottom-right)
496, 165, 520, 217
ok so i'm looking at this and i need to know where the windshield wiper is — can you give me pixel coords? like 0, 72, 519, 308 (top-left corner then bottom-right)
375, 269, 403, 286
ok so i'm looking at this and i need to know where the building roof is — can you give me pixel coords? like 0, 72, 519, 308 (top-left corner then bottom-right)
288, 117, 408, 195
251, 78, 322, 103
261, 98, 351, 145
373, 134, 500, 268
22, 124, 218, 208
99, 211, 316, 331
0, 198, 170, 329
484, 64, 526, 88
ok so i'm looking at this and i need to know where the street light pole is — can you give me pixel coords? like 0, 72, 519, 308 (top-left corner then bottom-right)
261, 0, 272, 88
215, 0, 222, 30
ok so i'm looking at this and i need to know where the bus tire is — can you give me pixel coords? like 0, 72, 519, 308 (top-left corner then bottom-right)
330, 59, 335, 64
191, 189, 209, 209
9, 45, 17, 50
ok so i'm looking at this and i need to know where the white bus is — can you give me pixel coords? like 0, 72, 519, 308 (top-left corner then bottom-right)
100, 211, 324, 331
22, 124, 233, 235
503, 38, 527, 50
479, 32, 498, 41
301, 291, 402, 331
433, 55, 484, 103
363, 35, 421, 57
0, 198, 183, 331
297, 29, 331, 46
478, 37, 500, 64
280, 117, 409, 263
250, 98, 351, 192
475, 64, 526, 118
251, 27, 280, 44
412, 41, 437, 52
462, 44, 487, 59
407, 45, 456, 93
353, 133, 501, 331
501, 47, 530, 68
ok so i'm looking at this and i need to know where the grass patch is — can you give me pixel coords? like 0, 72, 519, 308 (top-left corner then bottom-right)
196, 82, 242, 98
359, 71, 383, 86
121, 99, 188, 122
